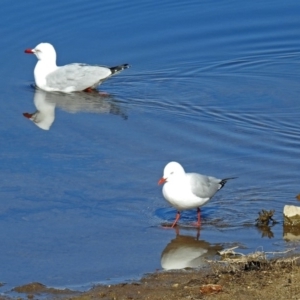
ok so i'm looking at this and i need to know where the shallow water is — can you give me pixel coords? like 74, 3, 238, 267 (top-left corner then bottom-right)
0, 0, 300, 295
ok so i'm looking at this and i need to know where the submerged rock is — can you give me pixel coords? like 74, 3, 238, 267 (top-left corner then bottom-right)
12, 282, 78, 296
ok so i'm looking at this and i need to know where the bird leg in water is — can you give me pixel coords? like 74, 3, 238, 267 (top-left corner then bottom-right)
197, 207, 201, 227
171, 211, 181, 228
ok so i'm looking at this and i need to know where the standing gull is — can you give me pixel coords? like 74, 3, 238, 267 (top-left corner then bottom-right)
25, 43, 129, 93
158, 162, 236, 227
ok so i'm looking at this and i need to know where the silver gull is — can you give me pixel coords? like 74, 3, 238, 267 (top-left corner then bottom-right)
25, 43, 129, 93
158, 161, 236, 227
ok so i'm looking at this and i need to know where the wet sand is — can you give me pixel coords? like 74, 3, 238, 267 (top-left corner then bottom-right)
3, 256, 300, 300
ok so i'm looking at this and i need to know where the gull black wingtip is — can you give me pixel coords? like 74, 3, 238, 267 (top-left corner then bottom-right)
110, 64, 130, 74
219, 177, 238, 189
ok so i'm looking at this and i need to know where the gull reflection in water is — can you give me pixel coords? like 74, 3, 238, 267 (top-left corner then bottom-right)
23, 88, 127, 130
161, 230, 223, 270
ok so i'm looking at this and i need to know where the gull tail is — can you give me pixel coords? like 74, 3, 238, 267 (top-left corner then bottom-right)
219, 177, 237, 189
110, 64, 130, 75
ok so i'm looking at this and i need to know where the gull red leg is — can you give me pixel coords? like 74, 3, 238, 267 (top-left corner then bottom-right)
196, 207, 201, 227
83, 87, 94, 92
171, 211, 181, 228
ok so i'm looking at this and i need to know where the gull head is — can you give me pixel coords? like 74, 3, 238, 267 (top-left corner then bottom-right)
25, 42, 57, 63
158, 161, 185, 185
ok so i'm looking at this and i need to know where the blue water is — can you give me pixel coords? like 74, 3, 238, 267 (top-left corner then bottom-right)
0, 0, 300, 295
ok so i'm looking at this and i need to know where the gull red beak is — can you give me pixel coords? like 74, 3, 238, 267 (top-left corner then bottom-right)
158, 177, 167, 185
24, 49, 34, 54
23, 112, 33, 119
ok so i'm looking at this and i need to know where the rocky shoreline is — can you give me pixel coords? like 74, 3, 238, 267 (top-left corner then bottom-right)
2, 252, 300, 300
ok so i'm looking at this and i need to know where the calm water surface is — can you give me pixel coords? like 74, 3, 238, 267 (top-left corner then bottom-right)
0, 0, 300, 295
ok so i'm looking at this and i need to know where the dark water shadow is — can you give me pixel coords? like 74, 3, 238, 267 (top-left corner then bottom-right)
255, 225, 275, 239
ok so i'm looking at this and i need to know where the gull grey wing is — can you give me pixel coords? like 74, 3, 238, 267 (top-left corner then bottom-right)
188, 173, 221, 199
46, 64, 112, 91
